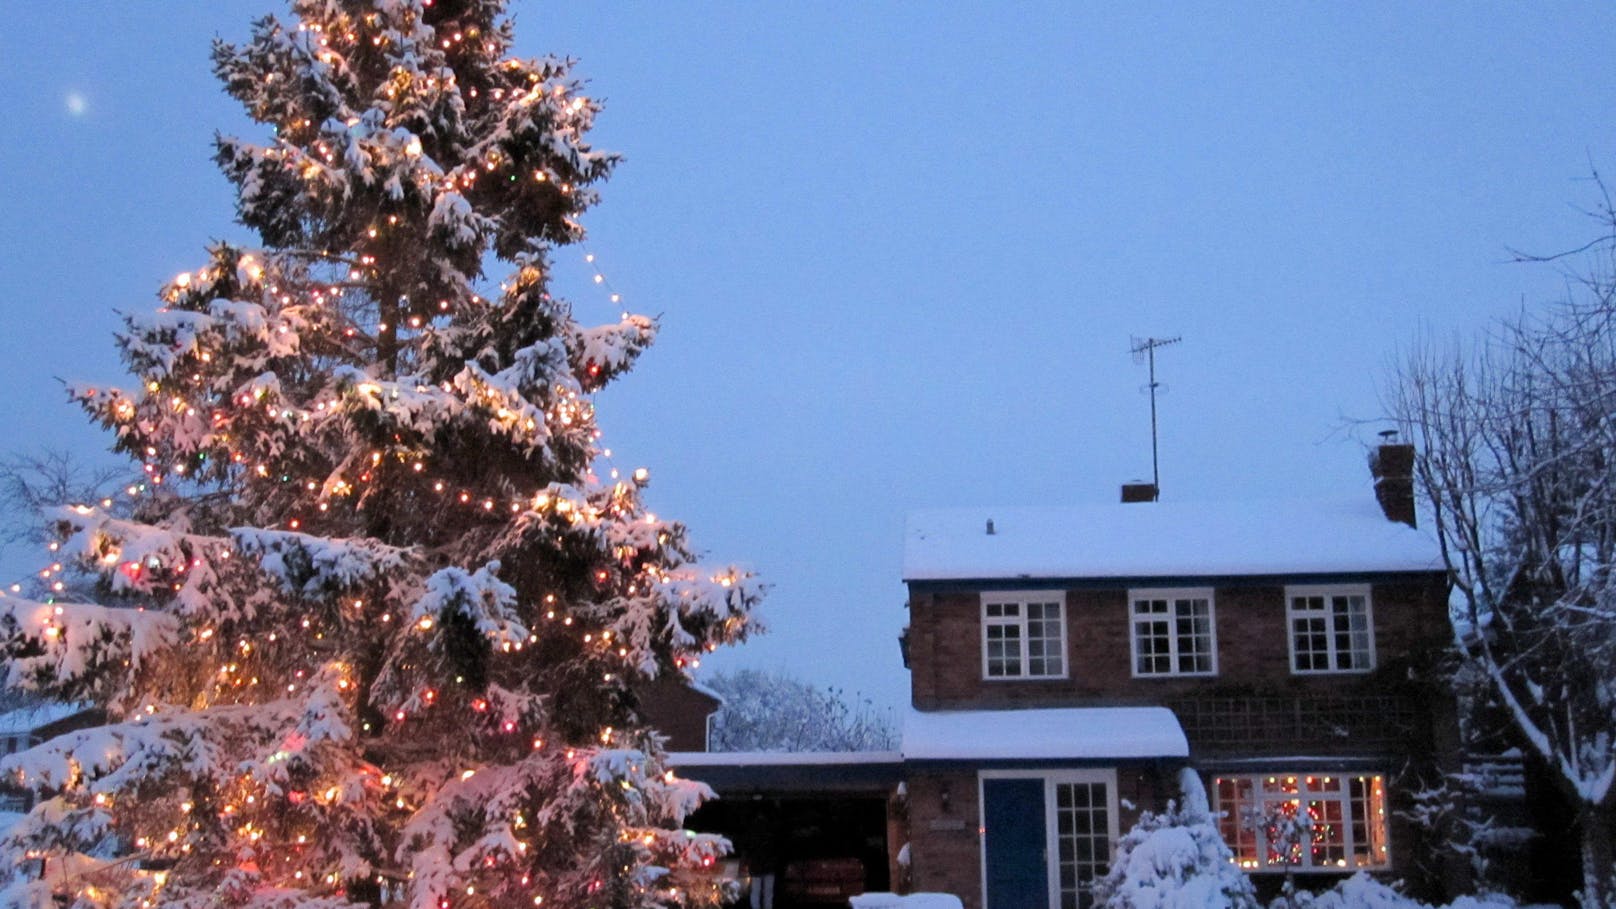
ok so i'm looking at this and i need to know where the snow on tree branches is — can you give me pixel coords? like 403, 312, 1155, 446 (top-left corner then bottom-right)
1384, 187, 1616, 907
0, 2, 760, 907
704, 670, 895, 753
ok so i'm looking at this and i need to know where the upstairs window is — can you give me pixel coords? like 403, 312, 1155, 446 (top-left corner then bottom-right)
1287, 585, 1375, 674
982, 592, 1066, 679
1129, 588, 1217, 677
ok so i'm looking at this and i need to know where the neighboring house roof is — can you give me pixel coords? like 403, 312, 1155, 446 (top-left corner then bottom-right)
686, 680, 726, 707
904, 498, 1441, 582
902, 706, 1189, 761
0, 702, 92, 737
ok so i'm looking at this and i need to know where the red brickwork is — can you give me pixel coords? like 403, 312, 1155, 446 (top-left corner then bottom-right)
903, 572, 1457, 890
908, 575, 1449, 714
904, 765, 1168, 909
636, 678, 720, 752
906, 770, 982, 908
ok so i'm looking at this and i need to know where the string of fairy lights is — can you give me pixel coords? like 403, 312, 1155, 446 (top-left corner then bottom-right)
3, 239, 740, 905
2, 9, 749, 902
2, 242, 658, 598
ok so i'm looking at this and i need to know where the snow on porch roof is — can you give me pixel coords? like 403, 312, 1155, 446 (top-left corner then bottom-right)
903, 498, 1441, 582
902, 707, 1189, 761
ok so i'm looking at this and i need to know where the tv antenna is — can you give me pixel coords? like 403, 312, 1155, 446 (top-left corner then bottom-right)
1130, 335, 1181, 495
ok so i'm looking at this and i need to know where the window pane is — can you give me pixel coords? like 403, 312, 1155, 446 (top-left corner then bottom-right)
1175, 598, 1213, 673
984, 596, 1064, 678
1292, 616, 1328, 671
1334, 596, 1372, 670
1310, 798, 1346, 867
1349, 776, 1389, 867
1291, 591, 1374, 672
1135, 616, 1172, 674
1216, 772, 1389, 871
986, 623, 1021, 677
1027, 603, 1063, 676
1054, 781, 1109, 909
1215, 777, 1259, 868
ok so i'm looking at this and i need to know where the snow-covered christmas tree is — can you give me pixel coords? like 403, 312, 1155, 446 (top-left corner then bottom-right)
0, 2, 759, 907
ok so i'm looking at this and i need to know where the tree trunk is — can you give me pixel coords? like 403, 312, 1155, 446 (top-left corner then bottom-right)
1581, 805, 1614, 909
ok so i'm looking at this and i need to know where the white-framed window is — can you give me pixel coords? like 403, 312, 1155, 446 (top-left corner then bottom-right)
1128, 588, 1217, 677
980, 769, 1119, 909
981, 592, 1066, 679
1212, 772, 1391, 871
1286, 585, 1375, 674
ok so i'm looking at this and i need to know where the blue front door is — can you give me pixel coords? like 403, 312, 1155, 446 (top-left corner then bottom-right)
983, 778, 1047, 909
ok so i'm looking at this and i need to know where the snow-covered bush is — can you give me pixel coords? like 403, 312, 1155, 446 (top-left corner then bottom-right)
1094, 768, 1259, 909
1284, 874, 1425, 909
1277, 872, 1519, 909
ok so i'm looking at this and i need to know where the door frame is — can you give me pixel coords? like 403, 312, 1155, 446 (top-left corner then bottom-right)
978, 769, 1120, 909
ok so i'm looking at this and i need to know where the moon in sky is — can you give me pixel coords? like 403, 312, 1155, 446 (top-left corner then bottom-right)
65, 91, 88, 117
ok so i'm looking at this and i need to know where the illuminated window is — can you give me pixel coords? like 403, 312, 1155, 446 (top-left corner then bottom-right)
1287, 585, 1374, 674
982, 592, 1066, 679
1212, 772, 1390, 871
1129, 588, 1216, 677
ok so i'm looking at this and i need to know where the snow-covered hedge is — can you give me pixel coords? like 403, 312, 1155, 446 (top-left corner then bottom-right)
1280, 873, 1519, 909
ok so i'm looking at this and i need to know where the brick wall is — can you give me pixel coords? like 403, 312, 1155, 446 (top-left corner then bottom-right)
636, 678, 720, 751
904, 765, 1169, 909
909, 574, 1448, 709
906, 770, 982, 907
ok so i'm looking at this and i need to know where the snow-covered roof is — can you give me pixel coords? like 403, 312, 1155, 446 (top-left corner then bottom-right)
669, 750, 903, 767
686, 680, 726, 707
0, 702, 91, 736
901, 706, 1188, 761
904, 498, 1441, 582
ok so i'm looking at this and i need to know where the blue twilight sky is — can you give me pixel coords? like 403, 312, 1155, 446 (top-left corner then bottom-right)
2, 3, 1614, 712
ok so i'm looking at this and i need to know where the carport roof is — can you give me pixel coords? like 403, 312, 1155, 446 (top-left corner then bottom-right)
667, 750, 904, 794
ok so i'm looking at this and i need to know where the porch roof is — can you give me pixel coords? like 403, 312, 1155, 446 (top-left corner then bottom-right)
901, 706, 1189, 761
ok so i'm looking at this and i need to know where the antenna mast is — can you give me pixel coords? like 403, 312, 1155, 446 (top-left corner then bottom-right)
1130, 335, 1181, 496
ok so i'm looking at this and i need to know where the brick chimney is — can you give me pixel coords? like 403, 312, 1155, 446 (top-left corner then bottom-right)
1121, 482, 1158, 503
1369, 437, 1416, 528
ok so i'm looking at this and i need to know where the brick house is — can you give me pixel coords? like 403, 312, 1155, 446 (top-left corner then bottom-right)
896, 445, 1458, 909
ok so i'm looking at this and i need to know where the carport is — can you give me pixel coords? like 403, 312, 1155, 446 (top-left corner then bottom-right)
670, 751, 905, 909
